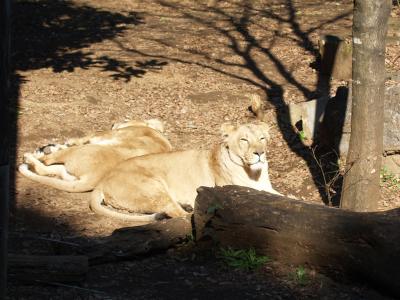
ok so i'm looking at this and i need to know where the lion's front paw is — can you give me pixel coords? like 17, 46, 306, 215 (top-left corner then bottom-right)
39, 144, 56, 155
23, 152, 39, 164
154, 212, 169, 220
181, 204, 193, 213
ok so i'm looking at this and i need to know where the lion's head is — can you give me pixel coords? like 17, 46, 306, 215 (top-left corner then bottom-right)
221, 122, 270, 171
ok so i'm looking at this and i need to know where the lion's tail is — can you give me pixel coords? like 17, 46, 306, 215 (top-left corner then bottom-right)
18, 163, 93, 193
90, 188, 162, 222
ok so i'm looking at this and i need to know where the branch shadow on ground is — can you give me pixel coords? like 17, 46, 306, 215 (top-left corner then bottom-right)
12, 0, 168, 81
8, 1, 172, 293
132, 0, 352, 205
7, 2, 395, 298
9, 0, 171, 213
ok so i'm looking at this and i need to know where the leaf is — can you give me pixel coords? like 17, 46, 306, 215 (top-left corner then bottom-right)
298, 130, 307, 141
218, 247, 270, 271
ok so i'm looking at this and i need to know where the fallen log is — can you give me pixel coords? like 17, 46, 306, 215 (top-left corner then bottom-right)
9, 218, 192, 282
194, 186, 400, 296
86, 216, 192, 265
8, 254, 88, 283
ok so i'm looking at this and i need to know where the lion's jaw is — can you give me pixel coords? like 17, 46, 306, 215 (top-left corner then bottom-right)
227, 149, 267, 170
249, 160, 265, 171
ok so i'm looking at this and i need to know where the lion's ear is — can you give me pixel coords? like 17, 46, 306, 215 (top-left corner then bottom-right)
220, 123, 236, 138
145, 119, 165, 133
258, 122, 270, 141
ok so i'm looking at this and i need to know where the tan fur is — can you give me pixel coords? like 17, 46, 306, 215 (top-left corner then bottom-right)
90, 122, 281, 222
18, 119, 172, 192
250, 94, 266, 122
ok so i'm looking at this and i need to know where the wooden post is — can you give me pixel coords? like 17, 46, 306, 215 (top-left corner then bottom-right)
0, 0, 11, 297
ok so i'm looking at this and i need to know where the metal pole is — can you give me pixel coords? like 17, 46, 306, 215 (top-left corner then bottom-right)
0, 0, 11, 297
0, 168, 9, 299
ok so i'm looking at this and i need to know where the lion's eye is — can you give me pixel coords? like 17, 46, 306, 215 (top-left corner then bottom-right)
260, 137, 266, 141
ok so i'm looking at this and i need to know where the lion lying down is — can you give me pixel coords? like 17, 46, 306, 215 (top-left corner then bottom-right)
90, 122, 282, 222
18, 119, 172, 192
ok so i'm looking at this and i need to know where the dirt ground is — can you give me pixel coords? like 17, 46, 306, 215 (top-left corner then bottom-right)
8, 0, 400, 299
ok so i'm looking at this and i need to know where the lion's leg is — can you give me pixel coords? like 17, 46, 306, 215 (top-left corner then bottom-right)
32, 143, 68, 158
38, 147, 74, 165
67, 133, 119, 147
107, 190, 188, 218
136, 180, 188, 218
65, 135, 93, 146
23, 153, 77, 181
101, 175, 188, 218
111, 120, 146, 130
159, 196, 188, 218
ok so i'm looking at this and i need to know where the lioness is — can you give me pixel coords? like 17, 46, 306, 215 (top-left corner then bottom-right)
18, 119, 172, 192
90, 122, 281, 222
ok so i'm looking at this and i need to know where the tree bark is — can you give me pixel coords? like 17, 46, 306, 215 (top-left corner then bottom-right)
0, 0, 11, 297
340, 0, 391, 211
85, 216, 192, 265
194, 186, 400, 297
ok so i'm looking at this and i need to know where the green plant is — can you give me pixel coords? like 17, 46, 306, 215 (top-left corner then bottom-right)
380, 167, 400, 189
186, 233, 195, 242
298, 130, 307, 142
294, 266, 308, 285
218, 247, 270, 271
9, 105, 24, 116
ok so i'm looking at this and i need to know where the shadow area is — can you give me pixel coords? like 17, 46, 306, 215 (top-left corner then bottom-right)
13, 0, 167, 81
7, 207, 315, 300
8, 0, 170, 295
13, 200, 393, 299
135, 0, 351, 205
10, 0, 170, 210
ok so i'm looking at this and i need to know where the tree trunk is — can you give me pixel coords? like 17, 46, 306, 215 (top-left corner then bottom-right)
340, 0, 391, 211
194, 186, 400, 297
0, 0, 11, 297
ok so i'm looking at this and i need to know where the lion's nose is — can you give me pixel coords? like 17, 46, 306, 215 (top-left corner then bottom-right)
253, 151, 265, 157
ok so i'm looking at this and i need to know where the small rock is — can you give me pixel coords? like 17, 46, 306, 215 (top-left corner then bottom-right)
206, 277, 217, 283
218, 281, 232, 285
184, 279, 193, 286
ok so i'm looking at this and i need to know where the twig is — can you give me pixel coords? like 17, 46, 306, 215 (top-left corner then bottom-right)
390, 54, 400, 67
309, 146, 345, 206
31, 237, 80, 247
9, 232, 81, 247
309, 146, 354, 205
34, 280, 106, 295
